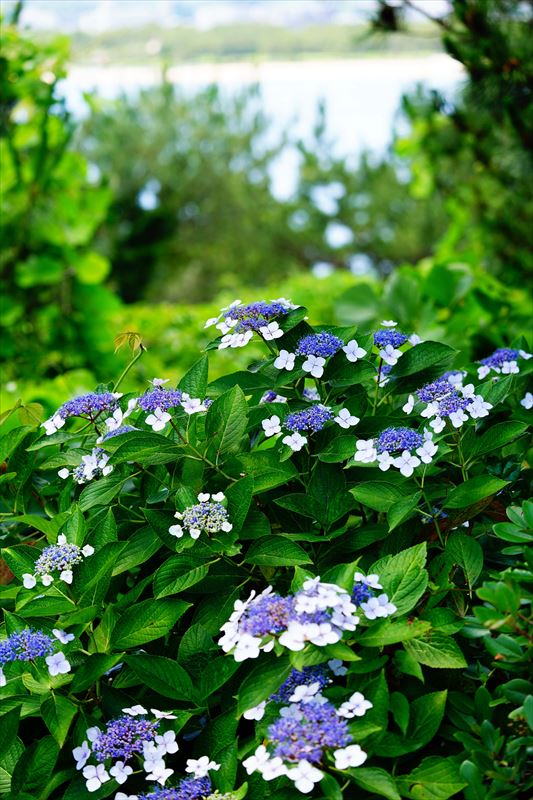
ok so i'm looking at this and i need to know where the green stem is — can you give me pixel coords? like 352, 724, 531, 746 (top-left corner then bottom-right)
113, 345, 146, 392
372, 358, 383, 414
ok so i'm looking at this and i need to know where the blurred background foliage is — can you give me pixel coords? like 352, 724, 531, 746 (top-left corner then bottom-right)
1, 0, 532, 423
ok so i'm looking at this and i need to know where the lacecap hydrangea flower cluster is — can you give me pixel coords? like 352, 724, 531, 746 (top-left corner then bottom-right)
0, 627, 73, 686
355, 426, 438, 477
73, 705, 220, 793
274, 331, 367, 378
242, 669, 371, 793
261, 402, 359, 452
403, 372, 493, 433
477, 346, 531, 379
168, 493, 232, 540
219, 573, 396, 662
205, 298, 297, 349
22, 533, 94, 588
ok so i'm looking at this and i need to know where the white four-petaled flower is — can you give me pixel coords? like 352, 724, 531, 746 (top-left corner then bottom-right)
520, 392, 533, 409
145, 407, 171, 432
282, 432, 308, 452
45, 652, 71, 676
82, 764, 110, 792
286, 759, 324, 794
185, 756, 220, 778
302, 354, 326, 378
393, 450, 421, 477
274, 350, 296, 371
333, 744, 367, 769
260, 321, 284, 341
334, 408, 360, 428
380, 344, 402, 366
262, 415, 281, 437
109, 761, 133, 785
343, 339, 367, 363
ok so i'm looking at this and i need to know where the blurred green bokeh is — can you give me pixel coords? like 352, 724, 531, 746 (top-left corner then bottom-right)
1, 0, 532, 424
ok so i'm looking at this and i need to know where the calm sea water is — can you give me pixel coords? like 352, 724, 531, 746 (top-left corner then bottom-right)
64, 56, 463, 198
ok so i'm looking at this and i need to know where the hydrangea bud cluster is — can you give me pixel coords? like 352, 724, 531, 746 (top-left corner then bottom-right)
285, 405, 334, 433
22, 534, 94, 588
205, 298, 296, 349
243, 692, 369, 792
58, 447, 113, 484
355, 426, 438, 476
274, 333, 367, 378
99, 425, 137, 440
42, 392, 121, 435
403, 374, 493, 432
169, 493, 232, 540
219, 579, 359, 662
137, 772, 222, 800
0, 628, 71, 686
477, 347, 531, 379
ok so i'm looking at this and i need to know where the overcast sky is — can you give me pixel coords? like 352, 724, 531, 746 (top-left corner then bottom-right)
13, 1, 451, 33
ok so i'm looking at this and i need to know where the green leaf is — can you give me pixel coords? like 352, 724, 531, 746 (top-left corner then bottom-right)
126, 654, 196, 701
351, 482, 404, 513
388, 492, 422, 531
404, 633, 467, 668
0, 707, 20, 757
244, 536, 312, 567
376, 691, 447, 756
470, 421, 528, 456
206, 385, 248, 457
11, 735, 58, 797
359, 619, 431, 647
73, 542, 126, 601
179, 355, 208, 398
399, 757, 467, 800
111, 525, 162, 574
78, 475, 124, 511
111, 432, 180, 465
348, 769, 401, 800
237, 656, 292, 716
318, 435, 357, 463
70, 653, 124, 693
41, 695, 77, 747
372, 543, 428, 615
0, 427, 33, 462
225, 476, 254, 533
391, 341, 456, 378
444, 476, 509, 509
112, 599, 191, 648
445, 532, 483, 589
154, 555, 210, 598
236, 451, 297, 493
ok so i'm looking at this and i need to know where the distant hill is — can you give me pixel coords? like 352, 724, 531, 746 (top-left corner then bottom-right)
62, 22, 441, 65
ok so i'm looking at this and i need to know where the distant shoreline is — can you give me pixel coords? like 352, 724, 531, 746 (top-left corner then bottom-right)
69, 53, 463, 86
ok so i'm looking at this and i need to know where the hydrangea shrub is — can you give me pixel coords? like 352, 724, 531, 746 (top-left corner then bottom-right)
0, 300, 532, 800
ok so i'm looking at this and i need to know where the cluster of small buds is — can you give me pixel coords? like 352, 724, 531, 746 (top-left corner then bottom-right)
169, 493, 232, 540
259, 390, 287, 404
351, 572, 397, 620
373, 321, 421, 367
354, 426, 437, 477
219, 579, 359, 662
205, 298, 297, 349
98, 425, 137, 441
136, 385, 210, 431
58, 447, 113, 484
42, 391, 122, 435
274, 333, 367, 378
74, 707, 193, 792
404, 374, 493, 432
22, 534, 94, 588
243, 692, 368, 793
477, 347, 531, 379
0, 628, 72, 686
